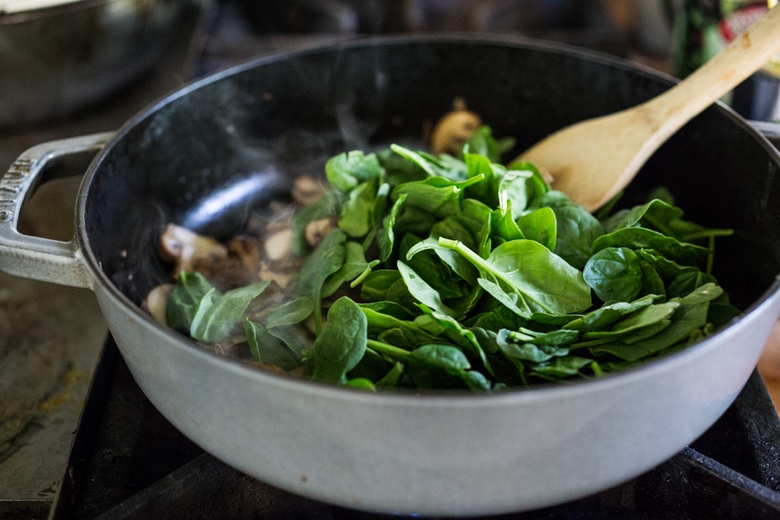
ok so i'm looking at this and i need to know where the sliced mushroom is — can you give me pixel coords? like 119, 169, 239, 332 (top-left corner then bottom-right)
142, 283, 174, 325
263, 228, 293, 261
229, 235, 263, 271
258, 261, 295, 289
305, 217, 336, 248
210, 257, 260, 291
159, 224, 228, 276
430, 110, 482, 156
291, 175, 325, 206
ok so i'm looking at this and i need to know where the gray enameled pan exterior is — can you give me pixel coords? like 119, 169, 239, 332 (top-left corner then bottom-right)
2, 35, 780, 516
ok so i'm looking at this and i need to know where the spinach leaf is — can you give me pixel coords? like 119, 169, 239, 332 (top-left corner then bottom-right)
385, 277, 420, 311
339, 178, 378, 238
467, 306, 524, 332
666, 269, 718, 299
265, 296, 314, 328
322, 241, 379, 298
397, 261, 456, 317
190, 281, 271, 343
405, 199, 492, 286
551, 204, 604, 269
409, 344, 471, 371
583, 247, 643, 303
391, 175, 483, 219
359, 301, 415, 320
639, 261, 666, 299
592, 227, 710, 264
603, 198, 732, 245
563, 294, 660, 332
347, 348, 394, 383
391, 144, 469, 181
360, 306, 439, 344
245, 320, 305, 371
491, 205, 525, 243
362, 182, 390, 249
297, 228, 347, 334
441, 238, 592, 316
325, 151, 381, 192
505, 160, 550, 207
360, 269, 403, 301
291, 188, 341, 255
580, 301, 680, 341
375, 361, 406, 388
516, 207, 557, 251
377, 193, 406, 262
304, 297, 367, 382
345, 378, 377, 391
462, 125, 515, 163
531, 356, 594, 379
376, 147, 427, 186
505, 327, 580, 347
401, 234, 468, 300
463, 153, 494, 203
497, 168, 536, 218
414, 308, 489, 368
166, 271, 215, 331
498, 340, 569, 364
601, 199, 679, 233
590, 283, 722, 361
407, 236, 476, 286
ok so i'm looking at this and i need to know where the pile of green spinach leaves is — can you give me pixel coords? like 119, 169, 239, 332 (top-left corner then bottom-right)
167, 127, 737, 392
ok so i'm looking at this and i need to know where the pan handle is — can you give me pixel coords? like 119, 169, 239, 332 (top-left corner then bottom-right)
0, 132, 114, 289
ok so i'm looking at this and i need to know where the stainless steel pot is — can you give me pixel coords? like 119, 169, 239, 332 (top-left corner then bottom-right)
0, 0, 192, 128
1, 35, 779, 517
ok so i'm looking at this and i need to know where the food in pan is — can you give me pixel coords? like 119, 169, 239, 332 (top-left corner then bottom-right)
143, 115, 737, 392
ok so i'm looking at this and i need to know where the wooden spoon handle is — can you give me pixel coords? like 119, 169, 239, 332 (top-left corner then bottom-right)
644, 5, 780, 141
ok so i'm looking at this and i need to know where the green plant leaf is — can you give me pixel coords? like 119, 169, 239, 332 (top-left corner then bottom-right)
322, 241, 379, 298
397, 261, 456, 317
297, 228, 347, 334
190, 281, 271, 343
166, 271, 215, 331
265, 296, 314, 328
583, 247, 644, 303
339, 178, 378, 238
304, 297, 367, 382
410, 344, 471, 371
244, 319, 305, 371
441, 238, 592, 316
326, 151, 381, 192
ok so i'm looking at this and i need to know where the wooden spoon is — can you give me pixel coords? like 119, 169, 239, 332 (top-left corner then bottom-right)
517, 5, 780, 212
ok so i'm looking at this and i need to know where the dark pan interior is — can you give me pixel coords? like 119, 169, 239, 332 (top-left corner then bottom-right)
81, 35, 780, 314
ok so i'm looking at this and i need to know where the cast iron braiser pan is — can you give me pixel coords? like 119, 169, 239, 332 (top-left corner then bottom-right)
2, 35, 780, 516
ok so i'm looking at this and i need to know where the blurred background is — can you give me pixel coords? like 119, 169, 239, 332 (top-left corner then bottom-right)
2, 0, 778, 145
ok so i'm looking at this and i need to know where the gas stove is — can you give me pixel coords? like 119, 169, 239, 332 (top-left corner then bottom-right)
1, 1, 780, 518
